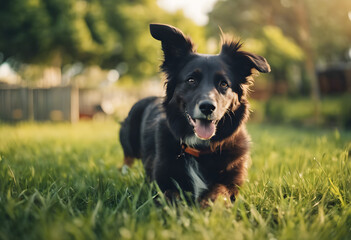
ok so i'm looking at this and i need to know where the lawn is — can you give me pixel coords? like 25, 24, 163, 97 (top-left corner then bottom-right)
0, 121, 350, 240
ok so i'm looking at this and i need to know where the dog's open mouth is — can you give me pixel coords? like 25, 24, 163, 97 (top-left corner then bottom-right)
186, 113, 216, 140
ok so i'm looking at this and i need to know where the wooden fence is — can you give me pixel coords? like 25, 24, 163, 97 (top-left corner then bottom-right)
0, 86, 79, 122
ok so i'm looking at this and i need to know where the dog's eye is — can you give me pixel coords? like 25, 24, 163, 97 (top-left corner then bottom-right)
219, 80, 229, 89
187, 78, 196, 85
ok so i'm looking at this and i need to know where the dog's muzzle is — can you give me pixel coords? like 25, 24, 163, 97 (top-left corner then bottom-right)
186, 112, 217, 140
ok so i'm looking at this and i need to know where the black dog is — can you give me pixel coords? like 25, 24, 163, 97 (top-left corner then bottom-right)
120, 24, 270, 206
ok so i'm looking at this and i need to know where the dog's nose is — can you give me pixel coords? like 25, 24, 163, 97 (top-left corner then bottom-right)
199, 100, 216, 116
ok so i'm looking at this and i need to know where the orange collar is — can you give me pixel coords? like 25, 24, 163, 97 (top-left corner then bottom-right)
181, 143, 212, 158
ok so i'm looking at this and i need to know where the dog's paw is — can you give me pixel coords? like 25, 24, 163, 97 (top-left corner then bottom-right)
199, 187, 234, 208
199, 195, 233, 209
199, 198, 212, 209
163, 190, 180, 203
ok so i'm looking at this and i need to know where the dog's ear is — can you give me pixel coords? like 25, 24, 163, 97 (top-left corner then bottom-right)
236, 51, 271, 73
150, 24, 195, 106
150, 24, 195, 63
220, 41, 270, 80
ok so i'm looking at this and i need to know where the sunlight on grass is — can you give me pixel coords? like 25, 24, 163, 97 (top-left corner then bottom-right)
0, 121, 350, 239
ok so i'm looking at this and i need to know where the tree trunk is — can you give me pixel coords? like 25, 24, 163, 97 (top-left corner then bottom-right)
45, 50, 63, 87
294, 0, 321, 121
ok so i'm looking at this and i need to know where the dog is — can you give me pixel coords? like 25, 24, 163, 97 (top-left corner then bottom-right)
119, 23, 270, 206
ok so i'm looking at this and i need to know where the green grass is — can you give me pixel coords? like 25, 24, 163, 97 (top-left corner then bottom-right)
0, 121, 350, 240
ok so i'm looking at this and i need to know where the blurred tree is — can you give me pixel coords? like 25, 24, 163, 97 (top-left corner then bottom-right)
0, 0, 116, 84
99, 0, 206, 80
0, 0, 117, 81
208, 0, 351, 98
0, 0, 206, 84
242, 26, 304, 94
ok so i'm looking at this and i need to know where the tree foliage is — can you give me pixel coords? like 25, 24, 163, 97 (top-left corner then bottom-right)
209, 0, 351, 62
0, 0, 115, 67
0, 0, 206, 81
208, 0, 351, 95
99, 0, 206, 79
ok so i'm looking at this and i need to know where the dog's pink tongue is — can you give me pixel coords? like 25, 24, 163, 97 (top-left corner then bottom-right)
194, 119, 216, 140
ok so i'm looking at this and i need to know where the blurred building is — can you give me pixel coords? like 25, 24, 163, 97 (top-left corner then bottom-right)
317, 62, 351, 94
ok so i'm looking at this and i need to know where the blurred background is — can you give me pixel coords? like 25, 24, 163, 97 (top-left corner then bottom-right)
0, 0, 350, 128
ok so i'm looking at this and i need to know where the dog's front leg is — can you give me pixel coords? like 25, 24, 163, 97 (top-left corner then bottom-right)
199, 184, 235, 208
199, 160, 246, 207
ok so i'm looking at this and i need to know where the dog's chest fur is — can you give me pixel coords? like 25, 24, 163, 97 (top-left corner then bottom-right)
183, 135, 210, 199
185, 157, 208, 199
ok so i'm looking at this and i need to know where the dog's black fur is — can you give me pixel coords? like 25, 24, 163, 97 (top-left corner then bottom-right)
119, 24, 270, 206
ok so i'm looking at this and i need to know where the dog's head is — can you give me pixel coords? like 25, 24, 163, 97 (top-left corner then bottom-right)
150, 24, 270, 142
